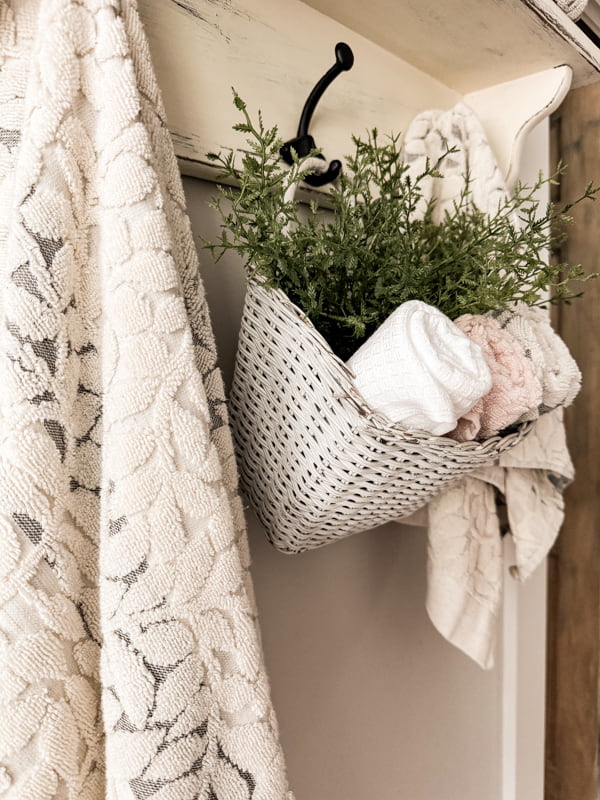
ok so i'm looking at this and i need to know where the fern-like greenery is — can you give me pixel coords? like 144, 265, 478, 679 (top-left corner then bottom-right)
206, 92, 598, 360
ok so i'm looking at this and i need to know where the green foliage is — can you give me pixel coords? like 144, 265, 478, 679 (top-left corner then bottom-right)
205, 91, 598, 360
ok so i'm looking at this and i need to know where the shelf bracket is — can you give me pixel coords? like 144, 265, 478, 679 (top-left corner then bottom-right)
464, 65, 573, 190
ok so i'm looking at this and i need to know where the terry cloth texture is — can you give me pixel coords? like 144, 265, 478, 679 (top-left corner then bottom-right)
490, 302, 581, 419
451, 314, 542, 440
0, 2, 292, 799
403, 103, 576, 669
346, 300, 491, 436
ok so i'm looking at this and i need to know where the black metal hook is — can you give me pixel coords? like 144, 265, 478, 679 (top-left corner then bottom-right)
280, 42, 354, 187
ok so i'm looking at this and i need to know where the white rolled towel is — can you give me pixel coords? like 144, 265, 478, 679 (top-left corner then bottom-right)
346, 300, 492, 435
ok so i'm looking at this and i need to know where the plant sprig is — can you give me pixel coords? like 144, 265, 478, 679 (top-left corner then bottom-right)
205, 92, 598, 360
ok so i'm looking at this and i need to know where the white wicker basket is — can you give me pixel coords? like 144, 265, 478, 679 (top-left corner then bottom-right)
229, 280, 532, 553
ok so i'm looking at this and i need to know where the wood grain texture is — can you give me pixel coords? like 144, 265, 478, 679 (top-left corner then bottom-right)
546, 82, 600, 800
138, 0, 580, 192
303, 0, 600, 91
138, 0, 457, 184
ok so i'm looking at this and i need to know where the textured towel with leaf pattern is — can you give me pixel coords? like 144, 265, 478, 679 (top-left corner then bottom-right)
0, 1, 291, 798
403, 103, 576, 669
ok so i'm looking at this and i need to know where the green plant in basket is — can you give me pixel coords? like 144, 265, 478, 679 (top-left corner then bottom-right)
205, 92, 598, 360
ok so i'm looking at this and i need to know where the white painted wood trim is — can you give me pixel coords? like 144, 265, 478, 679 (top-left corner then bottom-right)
500, 120, 551, 800
513, 120, 551, 800
139, 0, 459, 185
466, 65, 572, 189
302, 0, 600, 91
140, 1, 576, 192
502, 536, 519, 800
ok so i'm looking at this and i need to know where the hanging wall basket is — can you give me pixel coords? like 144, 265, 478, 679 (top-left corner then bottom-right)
229, 280, 533, 554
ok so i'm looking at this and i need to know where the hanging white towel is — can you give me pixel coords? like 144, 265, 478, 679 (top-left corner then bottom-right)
346, 300, 491, 435
403, 102, 577, 668
402, 102, 508, 224
427, 409, 573, 669
0, 2, 292, 798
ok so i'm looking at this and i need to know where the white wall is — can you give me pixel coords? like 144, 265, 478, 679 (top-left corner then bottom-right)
181, 121, 549, 800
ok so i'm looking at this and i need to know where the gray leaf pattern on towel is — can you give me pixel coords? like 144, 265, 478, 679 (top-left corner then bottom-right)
0, 1, 291, 798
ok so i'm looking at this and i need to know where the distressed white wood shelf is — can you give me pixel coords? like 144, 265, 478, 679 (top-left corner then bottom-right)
302, 0, 600, 92
139, 0, 598, 188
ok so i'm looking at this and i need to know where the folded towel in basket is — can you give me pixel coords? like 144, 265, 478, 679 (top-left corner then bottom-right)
450, 314, 543, 440
490, 303, 581, 418
346, 300, 492, 435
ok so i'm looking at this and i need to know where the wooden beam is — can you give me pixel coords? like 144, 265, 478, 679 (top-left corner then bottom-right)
546, 82, 600, 800
140, 0, 579, 187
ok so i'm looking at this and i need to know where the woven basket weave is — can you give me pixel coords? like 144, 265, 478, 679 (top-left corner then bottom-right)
229, 280, 532, 553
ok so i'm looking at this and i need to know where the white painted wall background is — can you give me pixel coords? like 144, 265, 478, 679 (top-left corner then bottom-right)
181, 121, 549, 800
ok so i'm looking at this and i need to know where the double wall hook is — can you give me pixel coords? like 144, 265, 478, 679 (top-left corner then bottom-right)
280, 42, 354, 187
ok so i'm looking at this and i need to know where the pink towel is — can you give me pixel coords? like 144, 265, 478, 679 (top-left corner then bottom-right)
449, 315, 543, 441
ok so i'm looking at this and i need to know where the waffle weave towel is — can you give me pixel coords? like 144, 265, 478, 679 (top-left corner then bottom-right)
347, 300, 491, 435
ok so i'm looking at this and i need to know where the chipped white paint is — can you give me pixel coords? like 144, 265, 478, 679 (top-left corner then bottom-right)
139, 0, 582, 190
466, 65, 572, 189
139, 0, 458, 185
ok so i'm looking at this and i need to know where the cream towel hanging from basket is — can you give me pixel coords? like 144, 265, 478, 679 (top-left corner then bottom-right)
403, 103, 577, 669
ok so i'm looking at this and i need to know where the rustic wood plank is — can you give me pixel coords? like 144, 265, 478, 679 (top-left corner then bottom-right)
546, 82, 600, 800
303, 0, 600, 91
138, 0, 458, 184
